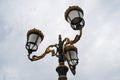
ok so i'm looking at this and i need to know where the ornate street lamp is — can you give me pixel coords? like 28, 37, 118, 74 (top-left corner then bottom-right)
64, 45, 79, 75
65, 6, 85, 30
25, 28, 44, 54
25, 5, 85, 80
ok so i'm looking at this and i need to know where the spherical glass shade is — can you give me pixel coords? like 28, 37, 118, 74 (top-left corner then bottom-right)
64, 46, 78, 66
65, 6, 85, 30
26, 28, 44, 53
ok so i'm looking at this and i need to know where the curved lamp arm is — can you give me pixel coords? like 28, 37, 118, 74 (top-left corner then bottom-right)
63, 29, 82, 46
62, 29, 82, 75
28, 44, 59, 61
71, 29, 82, 44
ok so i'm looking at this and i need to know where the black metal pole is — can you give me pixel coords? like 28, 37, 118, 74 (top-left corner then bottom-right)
56, 35, 68, 80
58, 35, 64, 63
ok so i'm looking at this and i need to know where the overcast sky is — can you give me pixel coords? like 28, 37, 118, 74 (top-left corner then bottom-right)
0, 0, 120, 80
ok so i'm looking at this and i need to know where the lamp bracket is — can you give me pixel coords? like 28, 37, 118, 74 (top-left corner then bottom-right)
61, 29, 82, 75
63, 29, 82, 47
27, 44, 59, 61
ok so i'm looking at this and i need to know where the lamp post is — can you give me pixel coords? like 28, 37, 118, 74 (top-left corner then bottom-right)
25, 6, 85, 80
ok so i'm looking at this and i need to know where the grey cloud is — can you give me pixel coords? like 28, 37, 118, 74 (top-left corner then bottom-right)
0, 18, 13, 42
0, 0, 120, 80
